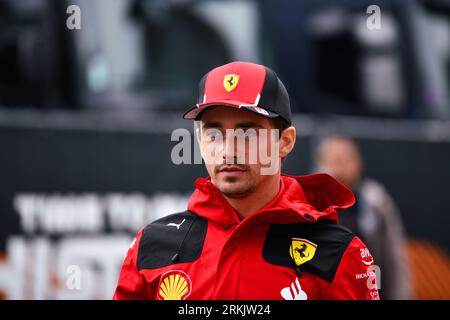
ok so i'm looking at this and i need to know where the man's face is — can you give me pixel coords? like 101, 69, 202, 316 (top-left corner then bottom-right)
316, 138, 362, 191
197, 106, 280, 198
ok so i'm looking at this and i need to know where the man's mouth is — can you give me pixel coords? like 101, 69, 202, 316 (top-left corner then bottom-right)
216, 165, 248, 178
218, 165, 247, 173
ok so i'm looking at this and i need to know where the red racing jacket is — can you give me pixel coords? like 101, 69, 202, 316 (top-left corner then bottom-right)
113, 173, 380, 300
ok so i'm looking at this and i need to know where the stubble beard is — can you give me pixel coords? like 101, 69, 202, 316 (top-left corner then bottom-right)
212, 164, 257, 198
215, 176, 256, 198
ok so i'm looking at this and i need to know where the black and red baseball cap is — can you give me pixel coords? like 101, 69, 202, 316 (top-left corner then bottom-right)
182, 61, 292, 125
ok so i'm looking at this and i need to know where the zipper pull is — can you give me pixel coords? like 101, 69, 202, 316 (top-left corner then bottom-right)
296, 266, 303, 277
171, 253, 179, 263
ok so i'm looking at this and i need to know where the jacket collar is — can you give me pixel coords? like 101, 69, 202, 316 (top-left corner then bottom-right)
187, 173, 355, 228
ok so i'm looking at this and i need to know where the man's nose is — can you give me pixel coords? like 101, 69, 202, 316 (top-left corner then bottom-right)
222, 134, 238, 164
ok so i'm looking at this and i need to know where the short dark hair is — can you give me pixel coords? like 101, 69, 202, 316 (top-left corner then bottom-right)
270, 117, 291, 138
270, 117, 292, 164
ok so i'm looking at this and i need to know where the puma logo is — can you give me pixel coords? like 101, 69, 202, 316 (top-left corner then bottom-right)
167, 219, 186, 230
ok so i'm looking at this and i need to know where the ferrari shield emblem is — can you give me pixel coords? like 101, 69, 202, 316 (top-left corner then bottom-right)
289, 238, 318, 266
223, 74, 239, 92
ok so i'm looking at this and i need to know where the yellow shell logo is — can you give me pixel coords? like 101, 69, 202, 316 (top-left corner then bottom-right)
289, 238, 318, 266
157, 270, 192, 300
223, 74, 239, 92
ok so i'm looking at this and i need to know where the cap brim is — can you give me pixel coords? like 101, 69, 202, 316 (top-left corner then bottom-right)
182, 100, 279, 120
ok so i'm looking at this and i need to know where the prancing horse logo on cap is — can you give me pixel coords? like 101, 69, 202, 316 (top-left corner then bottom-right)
224, 74, 239, 92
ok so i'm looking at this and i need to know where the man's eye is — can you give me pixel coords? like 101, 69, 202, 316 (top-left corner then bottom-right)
236, 129, 257, 138
244, 129, 258, 137
205, 131, 221, 141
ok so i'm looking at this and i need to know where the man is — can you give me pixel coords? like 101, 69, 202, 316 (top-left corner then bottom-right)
315, 136, 410, 300
113, 61, 379, 300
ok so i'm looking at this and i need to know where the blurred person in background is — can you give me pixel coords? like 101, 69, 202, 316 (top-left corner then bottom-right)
314, 135, 411, 300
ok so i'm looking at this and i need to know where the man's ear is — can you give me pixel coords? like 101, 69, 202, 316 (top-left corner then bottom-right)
279, 126, 296, 159
194, 121, 202, 144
